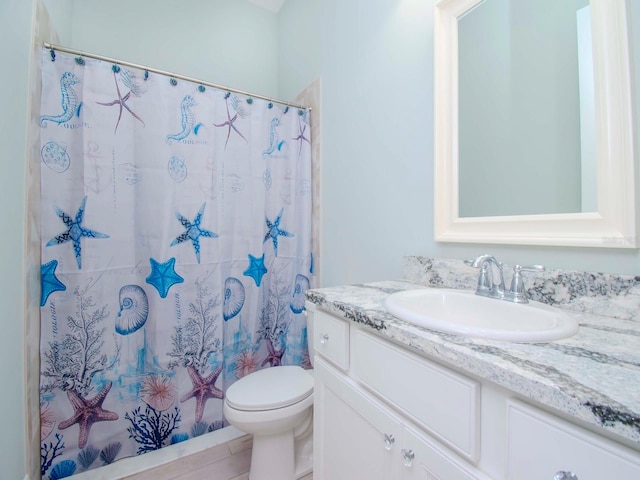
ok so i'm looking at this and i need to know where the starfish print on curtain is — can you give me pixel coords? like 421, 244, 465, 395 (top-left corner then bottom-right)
213, 93, 248, 149
96, 67, 146, 133
292, 109, 311, 157
58, 383, 119, 449
45, 196, 109, 269
264, 207, 294, 257
243, 253, 268, 287
40, 259, 66, 306
146, 257, 185, 298
170, 203, 218, 263
180, 365, 224, 423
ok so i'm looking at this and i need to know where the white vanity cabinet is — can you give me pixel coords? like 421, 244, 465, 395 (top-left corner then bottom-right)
311, 307, 489, 480
309, 304, 640, 480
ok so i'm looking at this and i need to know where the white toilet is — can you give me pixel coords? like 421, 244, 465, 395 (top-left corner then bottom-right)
223, 318, 315, 480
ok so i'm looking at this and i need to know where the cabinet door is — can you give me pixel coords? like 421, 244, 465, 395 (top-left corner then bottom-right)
314, 357, 403, 480
402, 426, 489, 480
507, 400, 640, 480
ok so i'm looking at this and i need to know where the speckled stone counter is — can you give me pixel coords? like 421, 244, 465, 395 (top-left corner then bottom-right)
305, 279, 640, 448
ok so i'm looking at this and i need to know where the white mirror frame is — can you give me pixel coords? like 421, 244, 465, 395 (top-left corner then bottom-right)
434, 0, 637, 248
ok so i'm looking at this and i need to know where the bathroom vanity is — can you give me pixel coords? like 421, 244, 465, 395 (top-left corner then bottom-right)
306, 280, 640, 480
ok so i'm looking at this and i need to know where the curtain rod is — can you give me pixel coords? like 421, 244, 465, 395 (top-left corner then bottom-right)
43, 42, 310, 111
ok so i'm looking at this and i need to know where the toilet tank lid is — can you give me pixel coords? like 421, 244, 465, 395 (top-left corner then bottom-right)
225, 365, 313, 411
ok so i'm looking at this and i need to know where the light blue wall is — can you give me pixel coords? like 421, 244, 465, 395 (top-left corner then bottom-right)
277, 0, 322, 97
41, 0, 72, 43
51, 0, 280, 98
279, 0, 433, 286
0, 1, 32, 478
279, 0, 640, 286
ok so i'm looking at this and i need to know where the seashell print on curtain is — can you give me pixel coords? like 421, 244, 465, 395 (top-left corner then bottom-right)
38, 48, 313, 477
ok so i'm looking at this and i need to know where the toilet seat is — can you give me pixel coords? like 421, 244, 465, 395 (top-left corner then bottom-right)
225, 366, 313, 411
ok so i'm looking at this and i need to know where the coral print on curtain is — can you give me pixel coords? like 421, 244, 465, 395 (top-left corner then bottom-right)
38, 49, 313, 478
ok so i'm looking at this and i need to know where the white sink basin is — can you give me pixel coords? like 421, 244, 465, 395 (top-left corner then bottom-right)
383, 289, 578, 343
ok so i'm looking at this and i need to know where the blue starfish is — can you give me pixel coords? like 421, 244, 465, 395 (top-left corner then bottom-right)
170, 203, 218, 263
40, 259, 66, 306
45, 196, 109, 269
264, 208, 294, 257
146, 257, 184, 298
243, 253, 268, 287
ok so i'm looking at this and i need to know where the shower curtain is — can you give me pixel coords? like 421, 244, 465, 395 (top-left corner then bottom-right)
38, 48, 312, 478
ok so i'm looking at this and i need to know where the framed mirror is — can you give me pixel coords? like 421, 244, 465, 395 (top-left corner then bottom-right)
434, 0, 637, 247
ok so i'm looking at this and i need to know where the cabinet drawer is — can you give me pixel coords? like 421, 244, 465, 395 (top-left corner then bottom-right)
313, 310, 349, 371
353, 329, 479, 460
507, 400, 640, 479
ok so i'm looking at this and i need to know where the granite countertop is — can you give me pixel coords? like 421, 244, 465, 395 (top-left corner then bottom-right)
306, 280, 640, 448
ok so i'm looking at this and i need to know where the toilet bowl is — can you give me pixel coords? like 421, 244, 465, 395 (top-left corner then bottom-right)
223, 365, 314, 480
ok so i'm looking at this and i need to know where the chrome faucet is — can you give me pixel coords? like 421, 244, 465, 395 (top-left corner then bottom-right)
464, 255, 544, 303
464, 255, 506, 300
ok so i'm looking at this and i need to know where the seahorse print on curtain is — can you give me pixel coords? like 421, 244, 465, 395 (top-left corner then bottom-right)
38, 48, 313, 477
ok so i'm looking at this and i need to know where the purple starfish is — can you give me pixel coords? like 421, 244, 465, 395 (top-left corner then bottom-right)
292, 116, 311, 157
58, 382, 119, 448
262, 338, 285, 367
213, 94, 248, 149
96, 69, 145, 133
180, 364, 224, 423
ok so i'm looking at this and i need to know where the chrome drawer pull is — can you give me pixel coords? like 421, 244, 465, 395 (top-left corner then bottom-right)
401, 449, 415, 467
320, 333, 329, 344
554, 472, 578, 480
384, 433, 395, 451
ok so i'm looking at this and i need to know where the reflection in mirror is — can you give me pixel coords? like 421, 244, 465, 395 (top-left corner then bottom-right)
458, 0, 592, 218
434, 0, 637, 248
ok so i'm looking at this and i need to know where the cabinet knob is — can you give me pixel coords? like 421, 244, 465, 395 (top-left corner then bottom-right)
383, 433, 395, 451
401, 449, 415, 467
554, 472, 578, 480
320, 333, 329, 344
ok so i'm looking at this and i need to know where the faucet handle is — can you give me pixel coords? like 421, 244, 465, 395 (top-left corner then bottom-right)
476, 263, 492, 293
507, 264, 545, 303
464, 258, 489, 292
514, 264, 545, 274
464, 254, 497, 268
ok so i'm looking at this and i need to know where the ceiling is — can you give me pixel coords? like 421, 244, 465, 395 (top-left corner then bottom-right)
248, 0, 287, 13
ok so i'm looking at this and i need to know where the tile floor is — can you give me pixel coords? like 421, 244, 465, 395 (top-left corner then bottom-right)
125, 434, 312, 480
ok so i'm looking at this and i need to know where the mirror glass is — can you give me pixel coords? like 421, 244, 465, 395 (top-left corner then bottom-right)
434, 0, 636, 248
458, 0, 593, 218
